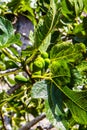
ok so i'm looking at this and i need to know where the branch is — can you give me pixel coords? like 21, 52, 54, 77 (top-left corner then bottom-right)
19, 113, 46, 130
25, 49, 38, 64
0, 68, 21, 77
7, 83, 23, 95
2, 48, 21, 62
3, 77, 12, 88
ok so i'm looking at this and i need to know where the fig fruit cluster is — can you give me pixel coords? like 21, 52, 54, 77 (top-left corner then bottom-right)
32, 51, 50, 75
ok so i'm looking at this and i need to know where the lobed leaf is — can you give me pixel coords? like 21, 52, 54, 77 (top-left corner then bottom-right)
44, 83, 68, 130
67, 100, 87, 124
0, 17, 21, 49
50, 59, 71, 85
52, 82, 87, 125
31, 80, 48, 99
7, 0, 36, 25
61, 0, 84, 19
50, 42, 86, 63
34, 0, 60, 51
62, 86, 87, 112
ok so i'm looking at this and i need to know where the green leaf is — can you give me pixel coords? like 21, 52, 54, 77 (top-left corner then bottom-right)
50, 41, 71, 58
34, 0, 60, 51
0, 17, 21, 49
76, 61, 87, 72
39, 33, 51, 52
61, 0, 74, 19
84, 0, 87, 13
62, 86, 87, 112
9, 46, 20, 57
61, 0, 84, 19
45, 100, 68, 130
73, 23, 84, 34
71, 0, 84, 16
70, 68, 83, 88
0, 61, 6, 70
50, 42, 86, 88
45, 83, 68, 130
7, 0, 21, 11
5, 60, 19, 69
0, 91, 9, 108
50, 42, 86, 63
67, 100, 87, 125
7, 0, 36, 25
52, 81, 87, 125
31, 80, 48, 99
5, 76, 16, 85
50, 59, 71, 85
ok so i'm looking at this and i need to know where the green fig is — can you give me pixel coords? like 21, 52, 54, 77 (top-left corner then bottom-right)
33, 56, 45, 71
15, 74, 28, 83
41, 52, 48, 59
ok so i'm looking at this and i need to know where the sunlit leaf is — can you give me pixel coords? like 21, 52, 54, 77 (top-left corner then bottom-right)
76, 61, 87, 72
50, 59, 71, 85
0, 16, 21, 49
45, 83, 68, 130
67, 100, 87, 124
7, 0, 36, 25
50, 42, 86, 63
52, 82, 87, 125
34, 0, 60, 51
61, 0, 84, 19
31, 80, 48, 99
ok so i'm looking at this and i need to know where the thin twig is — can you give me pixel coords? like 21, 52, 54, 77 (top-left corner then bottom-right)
0, 111, 7, 130
25, 65, 35, 83
19, 113, 46, 130
12, 16, 18, 24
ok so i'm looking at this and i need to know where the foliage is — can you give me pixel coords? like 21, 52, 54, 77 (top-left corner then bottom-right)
0, 0, 87, 129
